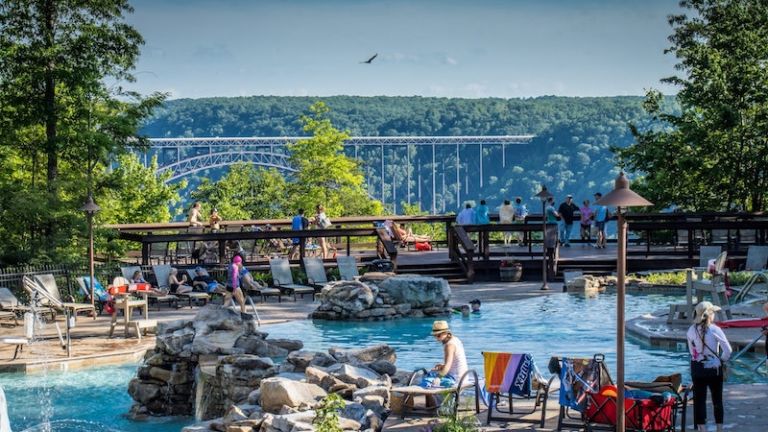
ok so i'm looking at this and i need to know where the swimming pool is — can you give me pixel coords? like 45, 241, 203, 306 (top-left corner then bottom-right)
1, 292, 762, 431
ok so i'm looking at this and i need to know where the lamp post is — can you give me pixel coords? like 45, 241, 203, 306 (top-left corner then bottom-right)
594, 172, 652, 432
81, 195, 100, 308
534, 186, 553, 290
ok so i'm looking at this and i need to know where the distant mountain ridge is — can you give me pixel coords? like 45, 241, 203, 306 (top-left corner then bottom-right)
141, 95, 677, 215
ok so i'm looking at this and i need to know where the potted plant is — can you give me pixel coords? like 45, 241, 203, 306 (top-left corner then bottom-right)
499, 259, 523, 282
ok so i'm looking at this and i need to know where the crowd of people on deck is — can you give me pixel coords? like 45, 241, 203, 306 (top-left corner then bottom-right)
455, 193, 611, 248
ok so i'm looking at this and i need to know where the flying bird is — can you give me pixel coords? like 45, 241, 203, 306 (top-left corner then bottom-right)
360, 53, 378, 64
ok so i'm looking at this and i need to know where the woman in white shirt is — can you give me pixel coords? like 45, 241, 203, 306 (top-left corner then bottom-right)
314, 205, 332, 259
686, 301, 732, 432
499, 199, 515, 245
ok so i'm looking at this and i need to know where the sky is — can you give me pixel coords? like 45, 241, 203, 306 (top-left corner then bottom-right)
126, 0, 681, 100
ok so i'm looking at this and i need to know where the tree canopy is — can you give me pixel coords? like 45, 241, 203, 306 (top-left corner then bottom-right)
618, 0, 768, 211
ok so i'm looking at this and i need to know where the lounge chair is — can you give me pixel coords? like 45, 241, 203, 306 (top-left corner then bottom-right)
391, 368, 480, 420
0, 310, 17, 326
121, 266, 179, 308
303, 257, 334, 290
548, 354, 613, 431
0, 287, 56, 321
23, 275, 96, 320
268, 258, 315, 301
698, 245, 723, 269
1, 312, 34, 358
336, 256, 359, 281
482, 351, 554, 428
76, 276, 110, 315
152, 264, 209, 308
744, 245, 768, 271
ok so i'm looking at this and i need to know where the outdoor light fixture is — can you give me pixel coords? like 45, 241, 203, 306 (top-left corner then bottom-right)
81, 194, 100, 308
594, 172, 652, 432
533, 186, 553, 290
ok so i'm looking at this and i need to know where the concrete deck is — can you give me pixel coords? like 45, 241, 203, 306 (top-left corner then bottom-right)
383, 384, 768, 431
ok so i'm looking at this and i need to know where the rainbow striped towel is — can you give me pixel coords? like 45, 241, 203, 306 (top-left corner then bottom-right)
483, 352, 534, 397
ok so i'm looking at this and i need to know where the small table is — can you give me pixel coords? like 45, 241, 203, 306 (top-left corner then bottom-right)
108, 293, 149, 338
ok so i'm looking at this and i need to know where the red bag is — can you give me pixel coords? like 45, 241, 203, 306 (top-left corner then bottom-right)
415, 242, 432, 251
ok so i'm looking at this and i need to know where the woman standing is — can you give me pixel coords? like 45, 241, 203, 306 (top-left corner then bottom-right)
315, 205, 332, 259
188, 201, 204, 227
579, 199, 594, 244
687, 301, 732, 432
227, 255, 247, 314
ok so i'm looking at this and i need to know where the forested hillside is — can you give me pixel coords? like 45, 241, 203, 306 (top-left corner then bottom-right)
141, 96, 677, 214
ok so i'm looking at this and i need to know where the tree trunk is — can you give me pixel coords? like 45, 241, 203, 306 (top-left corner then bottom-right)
43, 0, 57, 245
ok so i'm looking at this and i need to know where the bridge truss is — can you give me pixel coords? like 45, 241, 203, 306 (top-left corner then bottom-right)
146, 135, 534, 214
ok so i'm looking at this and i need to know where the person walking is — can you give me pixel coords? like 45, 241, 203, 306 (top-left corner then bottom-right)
687, 301, 732, 432
557, 194, 578, 247
499, 199, 515, 246
288, 209, 308, 259
226, 255, 247, 314
592, 192, 609, 249
579, 199, 594, 244
314, 205, 333, 259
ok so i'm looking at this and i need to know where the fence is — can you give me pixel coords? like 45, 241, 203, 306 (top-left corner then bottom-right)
0, 263, 122, 302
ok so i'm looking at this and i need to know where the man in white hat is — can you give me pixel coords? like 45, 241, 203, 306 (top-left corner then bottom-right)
686, 301, 732, 432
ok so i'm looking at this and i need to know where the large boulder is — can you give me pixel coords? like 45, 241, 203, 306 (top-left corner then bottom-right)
327, 364, 381, 387
156, 326, 195, 356
377, 275, 451, 308
258, 377, 328, 414
217, 355, 278, 405
330, 344, 396, 364
317, 281, 376, 313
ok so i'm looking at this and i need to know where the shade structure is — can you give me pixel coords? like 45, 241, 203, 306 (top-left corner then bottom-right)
594, 172, 652, 208
593, 172, 651, 432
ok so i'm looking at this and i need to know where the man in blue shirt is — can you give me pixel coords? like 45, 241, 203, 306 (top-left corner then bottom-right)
592, 193, 609, 249
289, 209, 306, 259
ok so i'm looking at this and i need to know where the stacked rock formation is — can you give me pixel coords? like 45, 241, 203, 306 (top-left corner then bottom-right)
311, 274, 452, 320
128, 306, 303, 419
180, 344, 406, 432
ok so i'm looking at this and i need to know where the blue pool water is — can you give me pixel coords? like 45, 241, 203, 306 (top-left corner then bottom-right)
1, 293, 763, 431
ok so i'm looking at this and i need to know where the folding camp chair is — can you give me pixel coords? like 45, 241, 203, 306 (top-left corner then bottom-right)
391, 368, 480, 420
584, 385, 677, 432
268, 258, 315, 301
336, 256, 359, 281
482, 351, 555, 428
550, 354, 613, 431
152, 264, 209, 308
303, 257, 334, 291
27, 274, 96, 320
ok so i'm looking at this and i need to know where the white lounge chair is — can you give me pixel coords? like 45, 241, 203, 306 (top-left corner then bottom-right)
336, 256, 360, 281
269, 258, 315, 301
303, 257, 333, 290
25, 275, 95, 320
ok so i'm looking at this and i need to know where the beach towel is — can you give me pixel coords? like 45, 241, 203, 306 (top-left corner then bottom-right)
559, 357, 605, 412
483, 352, 534, 397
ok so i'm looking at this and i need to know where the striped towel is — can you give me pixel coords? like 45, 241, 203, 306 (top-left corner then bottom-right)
483, 352, 534, 397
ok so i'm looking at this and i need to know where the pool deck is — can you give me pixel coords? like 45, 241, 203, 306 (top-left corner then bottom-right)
0, 281, 560, 373
383, 383, 768, 431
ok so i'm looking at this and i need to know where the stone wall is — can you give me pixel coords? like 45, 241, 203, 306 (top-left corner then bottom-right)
311, 274, 452, 321
127, 306, 302, 420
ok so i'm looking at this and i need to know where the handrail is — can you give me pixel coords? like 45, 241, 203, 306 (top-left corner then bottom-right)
449, 226, 475, 282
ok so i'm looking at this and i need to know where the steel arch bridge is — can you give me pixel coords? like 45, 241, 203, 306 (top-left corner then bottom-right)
145, 135, 534, 214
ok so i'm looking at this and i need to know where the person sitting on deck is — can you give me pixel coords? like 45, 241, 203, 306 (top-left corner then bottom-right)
420, 320, 468, 389
456, 203, 475, 225
392, 222, 431, 243
188, 201, 204, 227
168, 268, 193, 294
209, 208, 222, 231
475, 200, 490, 224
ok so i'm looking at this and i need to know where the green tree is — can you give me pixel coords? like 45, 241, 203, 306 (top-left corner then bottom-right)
0, 0, 164, 263
191, 163, 289, 220
288, 102, 383, 216
99, 154, 184, 224
618, 0, 768, 211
